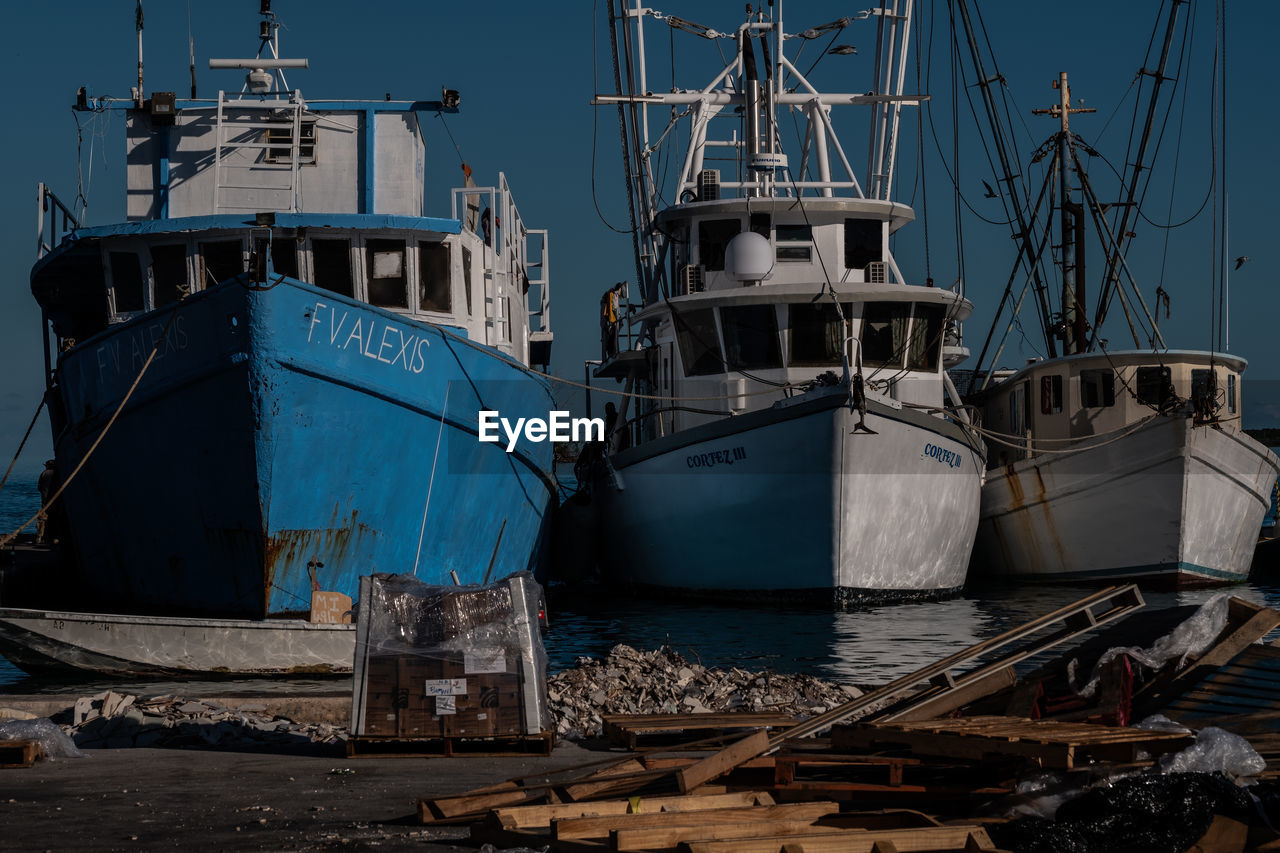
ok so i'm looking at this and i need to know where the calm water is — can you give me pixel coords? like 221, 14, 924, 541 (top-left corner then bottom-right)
3, 478, 1278, 694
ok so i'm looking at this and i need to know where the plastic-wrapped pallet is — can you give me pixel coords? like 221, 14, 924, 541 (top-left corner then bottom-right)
350, 571, 549, 739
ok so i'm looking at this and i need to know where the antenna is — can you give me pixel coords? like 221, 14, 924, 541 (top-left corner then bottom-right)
135, 0, 145, 107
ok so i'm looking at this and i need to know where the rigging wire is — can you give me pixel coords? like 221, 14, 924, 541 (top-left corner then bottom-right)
591, 0, 634, 235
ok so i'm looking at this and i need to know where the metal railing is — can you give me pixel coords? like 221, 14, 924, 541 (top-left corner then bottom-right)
37, 183, 80, 259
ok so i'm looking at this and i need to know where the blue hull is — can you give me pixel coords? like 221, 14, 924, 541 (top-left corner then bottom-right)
50, 279, 556, 618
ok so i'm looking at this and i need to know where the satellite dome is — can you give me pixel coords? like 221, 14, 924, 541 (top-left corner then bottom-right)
724, 232, 774, 282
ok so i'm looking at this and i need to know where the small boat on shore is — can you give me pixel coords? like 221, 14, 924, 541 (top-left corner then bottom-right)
0, 607, 353, 677
18, 2, 556, 627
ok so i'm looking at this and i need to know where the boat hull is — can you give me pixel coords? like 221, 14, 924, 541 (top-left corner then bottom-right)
44, 278, 556, 618
0, 607, 354, 676
596, 389, 984, 606
973, 417, 1280, 585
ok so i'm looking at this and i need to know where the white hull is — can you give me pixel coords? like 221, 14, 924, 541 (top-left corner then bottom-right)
0, 607, 354, 676
598, 389, 984, 605
974, 417, 1279, 585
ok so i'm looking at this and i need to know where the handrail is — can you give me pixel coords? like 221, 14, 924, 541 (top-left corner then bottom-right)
37, 183, 80, 259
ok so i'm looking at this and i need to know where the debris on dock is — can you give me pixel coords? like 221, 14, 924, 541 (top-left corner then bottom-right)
548, 644, 861, 740
55, 691, 345, 750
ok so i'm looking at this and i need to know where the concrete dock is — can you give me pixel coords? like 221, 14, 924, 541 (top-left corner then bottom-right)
1, 738, 597, 852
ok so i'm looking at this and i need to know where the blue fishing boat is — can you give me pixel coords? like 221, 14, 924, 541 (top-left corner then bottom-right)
25, 4, 555, 619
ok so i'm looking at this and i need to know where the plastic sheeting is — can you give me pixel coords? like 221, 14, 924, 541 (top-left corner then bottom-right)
1074, 593, 1230, 698
0, 718, 85, 759
990, 772, 1252, 853
1160, 726, 1267, 781
353, 571, 551, 737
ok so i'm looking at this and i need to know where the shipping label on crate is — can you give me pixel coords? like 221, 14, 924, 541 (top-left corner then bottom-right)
463, 649, 508, 674
435, 695, 456, 715
423, 678, 468, 697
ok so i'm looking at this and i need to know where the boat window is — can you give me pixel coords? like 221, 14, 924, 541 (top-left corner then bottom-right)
749, 213, 771, 237
776, 224, 812, 262
1228, 373, 1237, 414
861, 302, 909, 369
311, 238, 354, 297
1191, 369, 1219, 408
1040, 375, 1063, 414
1080, 369, 1116, 408
366, 239, 408, 308
698, 218, 739, 271
906, 304, 944, 371
264, 118, 317, 164
1136, 365, 1173, 407
461, 245, 473, 315
198, 240, 244, 288
721, 304, 782, 370
844, 219, 881, 269
109, 251, 145, 313
674, 307, 722, 376
151, 244, 188, 308
505, 297, 513, 342
1009, 382, 1028, 436
787, 302, 851, 367
419, 242, 452, 313
271, 238, 299, 278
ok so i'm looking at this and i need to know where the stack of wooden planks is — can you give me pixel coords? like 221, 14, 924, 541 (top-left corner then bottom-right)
0, 739, 41, 769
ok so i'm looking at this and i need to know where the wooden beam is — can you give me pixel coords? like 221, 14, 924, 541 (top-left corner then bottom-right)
614, 819, 852, 850
553, 801, 840, 840
677, 730, 772, 793
680, 825, 997, 852
489, 790, 770, 829
883, 667, 1018, 722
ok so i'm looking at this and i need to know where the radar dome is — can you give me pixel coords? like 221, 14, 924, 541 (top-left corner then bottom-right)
724, 232, 774, 282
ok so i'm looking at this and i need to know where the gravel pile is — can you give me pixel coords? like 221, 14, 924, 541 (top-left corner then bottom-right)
547, 644, 861, 740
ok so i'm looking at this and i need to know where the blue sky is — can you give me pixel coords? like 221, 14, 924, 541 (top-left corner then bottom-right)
1, 1, 1276, 477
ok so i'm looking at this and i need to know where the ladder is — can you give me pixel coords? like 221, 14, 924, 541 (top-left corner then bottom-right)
212, 90, 304, 213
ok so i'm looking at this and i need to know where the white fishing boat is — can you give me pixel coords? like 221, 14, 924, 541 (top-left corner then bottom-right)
0, 607, 353, 677
587, 2, 984, 606
954, 2, 1278, 586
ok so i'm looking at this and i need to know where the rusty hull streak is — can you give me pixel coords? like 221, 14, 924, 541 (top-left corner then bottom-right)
263, 506, 378, 613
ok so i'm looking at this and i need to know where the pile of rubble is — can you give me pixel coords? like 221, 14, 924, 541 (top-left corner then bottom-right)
547, 644, 861, 739
57, 691, 346, 750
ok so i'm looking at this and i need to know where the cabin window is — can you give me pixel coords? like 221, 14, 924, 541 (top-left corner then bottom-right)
311, 238, 354, 297
1040, 375, 1063, 414
1080, 369, 1116, 408
109, 252, 145, 313
1190, 369, 1218, 408
419, 242, 452, 313
788, 302, 851, 367
1136, 365, 1173, 407
271, 238, 298, 278
1228, 373, 1237, 414
461, 246, 473, 315
861, 302, 909, 369
366, 239, 408, 308
674, 307, 722, 376
151, 244, 188, 308
505, 298, 513, 342
1009, 382, 1028, 436
698, 219, 739, 272
906, 304, 945, 371
264, 118, 317, 164
844, 219, 882, 269
776, 224, 812, 262
749, 213, 771, 237
721, 305, 782, 370
198, 240, 244, 289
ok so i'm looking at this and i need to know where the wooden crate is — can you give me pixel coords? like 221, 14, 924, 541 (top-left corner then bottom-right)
347, 730, 553, 759
0, 739, 41, 769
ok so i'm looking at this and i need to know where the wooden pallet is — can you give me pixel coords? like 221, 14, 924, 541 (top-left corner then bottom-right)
603, 713, 798, 749
833, 716, 1193, 770
347, 730, 553, 758
0, 739, 41, 769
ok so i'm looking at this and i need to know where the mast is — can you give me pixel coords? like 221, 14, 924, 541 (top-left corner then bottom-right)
1090, 0, 1186, 348
1031, 73, 1094, 355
